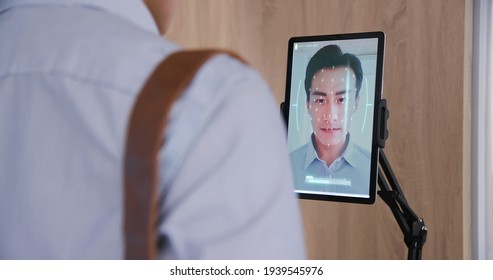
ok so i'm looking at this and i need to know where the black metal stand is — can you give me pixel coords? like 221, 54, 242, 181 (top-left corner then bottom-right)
377, 150, 427, 260
376, 99, 427, 260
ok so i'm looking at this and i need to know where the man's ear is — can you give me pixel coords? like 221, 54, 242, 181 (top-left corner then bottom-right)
143, 0, 178, 35
306, 93, 311, 110
354, 95, 359, 111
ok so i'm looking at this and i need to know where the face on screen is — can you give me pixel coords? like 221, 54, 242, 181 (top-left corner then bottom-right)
307, 67, 359, 150
285, 33, 384, 203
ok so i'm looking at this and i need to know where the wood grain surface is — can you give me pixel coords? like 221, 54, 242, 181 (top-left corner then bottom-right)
167, 0, 471, 259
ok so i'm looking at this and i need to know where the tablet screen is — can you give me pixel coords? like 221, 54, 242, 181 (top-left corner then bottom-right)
283, 32, 385, 204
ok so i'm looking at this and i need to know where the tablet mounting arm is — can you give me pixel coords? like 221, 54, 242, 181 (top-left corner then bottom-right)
377, 99, 427, 260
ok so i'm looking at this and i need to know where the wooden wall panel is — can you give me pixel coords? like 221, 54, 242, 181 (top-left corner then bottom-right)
167, 0, 470, 259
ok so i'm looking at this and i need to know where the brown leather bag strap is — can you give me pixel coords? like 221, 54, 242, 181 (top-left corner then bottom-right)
123, 49, 245, 259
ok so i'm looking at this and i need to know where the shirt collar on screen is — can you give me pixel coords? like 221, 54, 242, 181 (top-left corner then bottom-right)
304, 133, 359, 169
340, 137, 361, 169
0, 0, 159, 34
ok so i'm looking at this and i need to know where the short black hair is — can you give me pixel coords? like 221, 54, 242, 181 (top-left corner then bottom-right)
304, 45, 363, 101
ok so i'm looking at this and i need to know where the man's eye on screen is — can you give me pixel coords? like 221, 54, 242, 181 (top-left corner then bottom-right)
336, 97, 346, 104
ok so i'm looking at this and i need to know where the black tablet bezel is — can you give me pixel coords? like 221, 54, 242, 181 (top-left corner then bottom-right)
283, 31, 385, 204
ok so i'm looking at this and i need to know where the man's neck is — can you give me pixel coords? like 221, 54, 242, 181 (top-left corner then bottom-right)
313, 134, 349, 167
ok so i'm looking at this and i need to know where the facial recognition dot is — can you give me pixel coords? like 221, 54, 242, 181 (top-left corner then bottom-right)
332, 66, 335, 69
321, 69, 324, 72
342, 78, 344, 81
331, 78, 334, 82
321, 79, 324, 82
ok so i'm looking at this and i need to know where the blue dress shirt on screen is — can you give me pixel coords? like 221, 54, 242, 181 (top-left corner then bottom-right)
0, 0, 305, 259
290, 134, 371, 197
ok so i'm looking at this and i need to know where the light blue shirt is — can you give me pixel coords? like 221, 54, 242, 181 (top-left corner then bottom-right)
290, 134, 371, 197
0, 0, 305, 259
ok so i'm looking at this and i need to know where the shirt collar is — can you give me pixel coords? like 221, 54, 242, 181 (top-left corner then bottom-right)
304, 135, 319, 169
0, 0, 159, 34
341, 136, 360, 168
304, 134, 359, 169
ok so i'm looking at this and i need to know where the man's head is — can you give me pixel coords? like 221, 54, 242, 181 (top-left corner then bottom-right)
143, 0, 179, 35
304, 45, 363, 148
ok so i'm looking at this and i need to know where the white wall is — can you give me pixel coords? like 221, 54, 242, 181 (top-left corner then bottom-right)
472, 0, 493, 260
